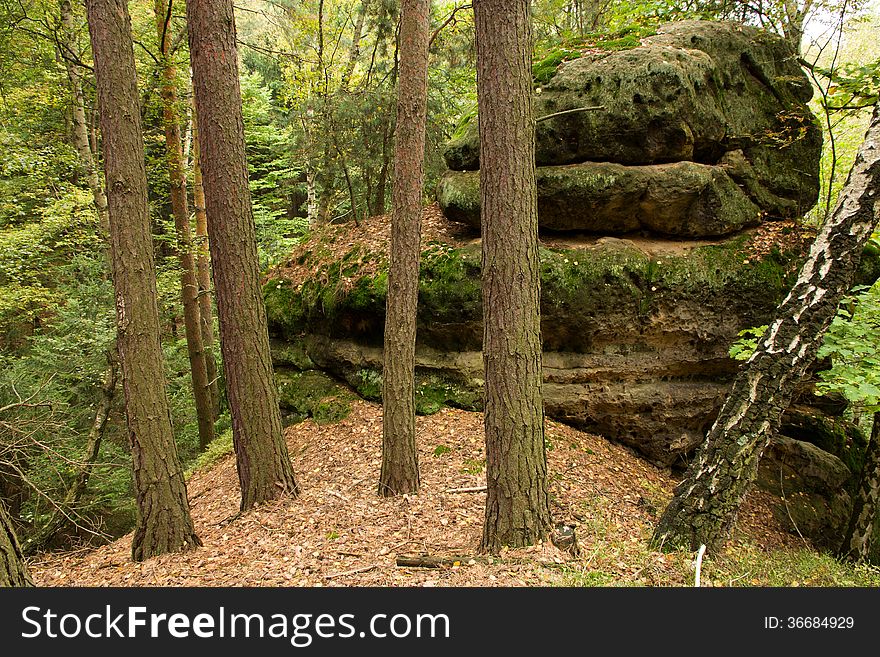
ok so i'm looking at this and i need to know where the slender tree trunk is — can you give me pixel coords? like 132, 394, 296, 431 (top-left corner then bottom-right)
86, 0, 201, 561
838, 412, 880, 561
340, 0, 369, 93
475, 0, 552, 553
379, 0, 429, 497
373, 122, 391, 216
0, 499, 32, 587
190, 102, 221, 421
59, 0, 108, 234
187, 0, 298, 509
653, 105, 880, 554
152, 0, 214, 451
26, 352, 118, 553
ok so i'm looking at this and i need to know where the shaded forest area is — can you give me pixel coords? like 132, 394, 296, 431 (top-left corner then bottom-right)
2, 0, 880, 587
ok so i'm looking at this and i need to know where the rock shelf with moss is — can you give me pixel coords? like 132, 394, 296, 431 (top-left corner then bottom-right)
264, 228, 805, 463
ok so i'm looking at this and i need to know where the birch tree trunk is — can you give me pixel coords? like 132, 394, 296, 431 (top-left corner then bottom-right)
59, 0, 108, 232
838, 412, 880, 561
190, 102, 221, 421
153, 0, 214, 451
653, 105, 880, 553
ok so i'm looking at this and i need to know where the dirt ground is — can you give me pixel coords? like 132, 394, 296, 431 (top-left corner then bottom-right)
31, 400, 803, 587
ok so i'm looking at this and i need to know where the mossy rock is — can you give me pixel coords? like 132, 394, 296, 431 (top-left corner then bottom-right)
270, 339, 314, 370
779, 404, 867, 483
443, 20, 821, 218
855, 240, 880, 287
438, 161, 762, 237
275, 368, 355, 425
266, 232, 800, 355
341, 366, 482, 415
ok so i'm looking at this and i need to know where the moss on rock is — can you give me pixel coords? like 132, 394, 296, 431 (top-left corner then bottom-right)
275, 368, 355, 425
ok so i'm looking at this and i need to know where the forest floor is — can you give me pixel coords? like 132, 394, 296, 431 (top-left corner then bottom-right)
32, 399, 873, 588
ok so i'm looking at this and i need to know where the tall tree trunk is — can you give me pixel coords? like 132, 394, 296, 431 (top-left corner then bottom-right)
475, 0, 552, 553
190, 101, 221, 421
838, 412, 880, 561
152, 0, 214, 451
379, 0, 429, 497
86, 0, 201, 561
187, 0, 299, 509
653, 105, 880, 554
59, 0, 109, 233
0, 499, 32, 587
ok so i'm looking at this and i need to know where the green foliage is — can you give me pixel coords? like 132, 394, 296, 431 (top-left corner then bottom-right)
817, 58, 880, 110
241, 73, 309, 268
817, 279, 880, 413
186, 429, 235, 478
729, 325, 769, 361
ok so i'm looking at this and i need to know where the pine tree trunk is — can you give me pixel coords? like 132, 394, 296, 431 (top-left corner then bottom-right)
475, 0, 552, 553
839, 412, 880, 561
153, 1, 213, 450
153, 0, 214, 451
653, 105, 880, 554
379, 0, 429, 497
187, 0, 298, 509
0, 499, 32, 587
86, 0, 201, 561
190, 102, 221, 421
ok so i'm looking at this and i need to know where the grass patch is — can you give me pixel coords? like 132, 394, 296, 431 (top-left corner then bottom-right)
186, 429, 234, 478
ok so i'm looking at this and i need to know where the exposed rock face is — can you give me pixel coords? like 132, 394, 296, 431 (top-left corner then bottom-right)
265, 231, 808, 465
438, 161, 762, 237
441, 20, 821, 230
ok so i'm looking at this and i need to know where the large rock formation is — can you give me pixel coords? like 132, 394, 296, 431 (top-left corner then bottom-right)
265, 231, 810, 465
440, 20, 822, 232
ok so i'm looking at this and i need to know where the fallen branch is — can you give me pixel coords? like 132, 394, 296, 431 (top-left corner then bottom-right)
324, 564, 377, 580
396, 555, 492, 568
396, 554, 569, 569
536, 106, 605, 123
444, 486, 486, 494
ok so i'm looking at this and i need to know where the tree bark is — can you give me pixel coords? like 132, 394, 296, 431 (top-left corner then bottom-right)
0, 499, 32, 587
838, 412, 880, 561
59, 0, 109, 234
187, 0, 298, 509
153, 0, 214, 449
190, 101, 221, 421
474, 0, 552, 553
153, 0, 214, 451
653, 104, 880, 554
86, 0, 201, 561
379, 0, 429, 497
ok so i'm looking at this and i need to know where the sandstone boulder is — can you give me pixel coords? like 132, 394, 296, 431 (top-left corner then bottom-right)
438, 160, 762, 237
442, 20, 821, 221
